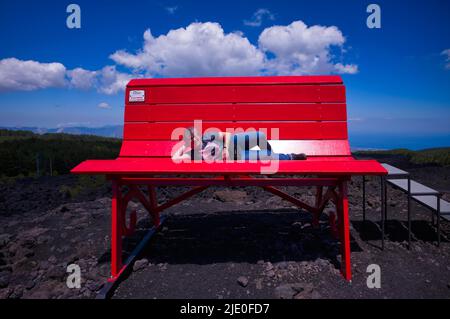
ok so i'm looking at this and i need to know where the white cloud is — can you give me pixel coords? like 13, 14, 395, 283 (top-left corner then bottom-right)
442, 49, 450, 70
110, 22, 265, 77
259, 21, 354, 74
98, 65, 133, 94
67, 66, 130, 94
67, 67, 98, 90
334, 63, 358, 74
244, 8, 275, 27
97, 102, 111, 109
165, 6, 178, 14
0, 59, 130, 94
111, 21, 356, 77
0, 21, 358, 94
97, 65, 133, 95
0, 58, 66, 92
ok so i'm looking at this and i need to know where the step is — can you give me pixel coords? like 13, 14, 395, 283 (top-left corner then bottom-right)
387, 178, 439, 195
412, 195, 450, 220
381, 163, 409, 176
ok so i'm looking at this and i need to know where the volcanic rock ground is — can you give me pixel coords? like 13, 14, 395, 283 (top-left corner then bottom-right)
0, 157, 449, 299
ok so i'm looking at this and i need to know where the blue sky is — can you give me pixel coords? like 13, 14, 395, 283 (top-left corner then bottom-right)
0, 0, 449, 149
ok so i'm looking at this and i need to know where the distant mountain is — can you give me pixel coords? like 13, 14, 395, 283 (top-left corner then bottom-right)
0, 125, 123, 138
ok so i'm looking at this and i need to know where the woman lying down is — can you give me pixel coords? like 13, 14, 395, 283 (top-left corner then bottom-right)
172, 127, 307, 162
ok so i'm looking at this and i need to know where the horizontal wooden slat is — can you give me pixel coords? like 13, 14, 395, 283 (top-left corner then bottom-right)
123, 122, 348, 140
147, 86, 231, 104
127, 75, 343, 87
120, 140, 178, 157
124, 103, 347, 122
234, 85, 345, 103
119, 140, 351, 157
233, 103, 346, 121
125, 104, 233, 122
124, 105, 149, 122
146, 85, 345, 104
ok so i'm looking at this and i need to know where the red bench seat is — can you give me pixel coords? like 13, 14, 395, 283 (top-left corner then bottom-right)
72, 157, 385, 176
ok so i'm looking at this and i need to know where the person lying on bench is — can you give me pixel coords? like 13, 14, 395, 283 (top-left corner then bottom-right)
172, 127, 307, 161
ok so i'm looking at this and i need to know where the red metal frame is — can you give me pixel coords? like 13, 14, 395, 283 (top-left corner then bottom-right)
107, 174, 350, 281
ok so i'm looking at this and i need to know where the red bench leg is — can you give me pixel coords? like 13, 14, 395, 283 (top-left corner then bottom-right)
110, 180, 124, 281
338, 180, 352, 282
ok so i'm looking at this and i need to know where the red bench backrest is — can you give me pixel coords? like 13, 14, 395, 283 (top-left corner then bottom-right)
120, 76, 350, 158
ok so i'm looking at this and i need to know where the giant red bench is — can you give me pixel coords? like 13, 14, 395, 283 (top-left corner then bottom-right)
71, 76, 387, 284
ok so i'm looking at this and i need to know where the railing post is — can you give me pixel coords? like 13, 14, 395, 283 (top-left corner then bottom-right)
407, 176, 411, 250
380, 176, 385, 250
437, 194, 441, 247
362, 175, 366, 222
384, 175, 388, 223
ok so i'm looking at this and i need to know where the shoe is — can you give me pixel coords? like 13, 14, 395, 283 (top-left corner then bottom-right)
290, 153, 307, 160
